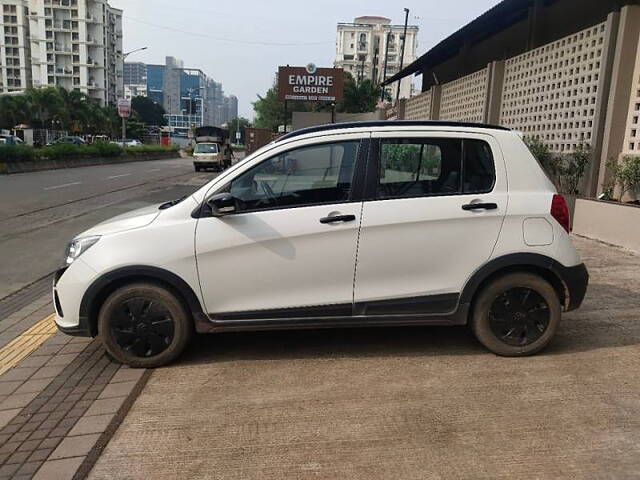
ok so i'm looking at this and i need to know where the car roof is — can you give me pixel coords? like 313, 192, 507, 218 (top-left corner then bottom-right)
277, 120, 510, 143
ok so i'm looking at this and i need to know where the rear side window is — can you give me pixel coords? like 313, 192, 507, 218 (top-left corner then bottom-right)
377, 138, 495, 199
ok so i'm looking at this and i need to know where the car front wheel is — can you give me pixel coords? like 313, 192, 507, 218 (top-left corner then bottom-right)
98, 283, 193, 368
471, 273, 561, 356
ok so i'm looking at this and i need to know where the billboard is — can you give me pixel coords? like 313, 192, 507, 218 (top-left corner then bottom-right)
117, 98, 132, 118
278, 64, 344, 103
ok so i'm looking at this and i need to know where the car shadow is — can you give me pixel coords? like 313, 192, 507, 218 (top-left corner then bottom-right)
180, 325, 485, 366
173, 280, 640, 366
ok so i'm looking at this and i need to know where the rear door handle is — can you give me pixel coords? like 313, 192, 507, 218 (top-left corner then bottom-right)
462, 202, 498, 211
320, 214, 356, 224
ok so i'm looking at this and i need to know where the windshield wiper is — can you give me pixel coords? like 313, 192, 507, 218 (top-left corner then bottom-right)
159, 196, 187, 210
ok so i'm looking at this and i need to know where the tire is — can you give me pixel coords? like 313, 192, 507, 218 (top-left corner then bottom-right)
471, 272, 561, 357
98, 283, 193, 368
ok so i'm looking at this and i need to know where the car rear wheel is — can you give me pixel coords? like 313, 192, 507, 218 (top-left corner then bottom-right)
471, 273, 561, 356
98, 283, 193, 368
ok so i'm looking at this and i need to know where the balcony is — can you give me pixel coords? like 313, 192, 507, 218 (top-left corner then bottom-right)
52, 20, 72, 30
53, 44, 72, 54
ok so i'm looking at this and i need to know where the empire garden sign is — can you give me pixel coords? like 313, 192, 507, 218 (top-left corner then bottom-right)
278, 64, 344, 103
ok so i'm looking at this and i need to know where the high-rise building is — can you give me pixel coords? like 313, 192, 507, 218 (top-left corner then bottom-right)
0, 0, 123, 105
335, 16, 419, 101
0, 0, 32, 94
137, 56, 235, 131
226, 94, 238, 122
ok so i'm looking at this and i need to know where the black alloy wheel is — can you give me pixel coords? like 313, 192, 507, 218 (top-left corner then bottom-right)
488, 287, 551, 347
109, 297, 175, 358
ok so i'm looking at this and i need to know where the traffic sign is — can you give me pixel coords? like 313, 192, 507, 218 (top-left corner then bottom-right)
117, 98, 131, 118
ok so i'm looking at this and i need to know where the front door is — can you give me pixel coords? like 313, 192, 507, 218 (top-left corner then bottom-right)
353, 131, 507, 314
195, 137, 364, 317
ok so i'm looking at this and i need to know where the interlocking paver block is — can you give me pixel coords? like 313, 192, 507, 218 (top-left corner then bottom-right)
68, 413, 113, 436
0, 392, 38, 410
110, 366, 146, 383
84, 396, 126, 417
49, 433, 100, 460
0, 367, 37, 382
97, 380, 137, 399
31, 365, 67, 380
0, 408, 21, 430
14, 378, 53, 395
16, 460, 43, 475
27, 448, 53, 462
33, 456, 85, 480
18, 355, 51, 369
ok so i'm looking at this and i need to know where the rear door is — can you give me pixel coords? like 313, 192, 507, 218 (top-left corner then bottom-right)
353, 131, 507, 314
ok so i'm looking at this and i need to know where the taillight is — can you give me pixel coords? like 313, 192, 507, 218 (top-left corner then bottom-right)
551, 194, 570, 233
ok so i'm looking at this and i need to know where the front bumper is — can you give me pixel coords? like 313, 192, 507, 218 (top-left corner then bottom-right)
53, 261, 96, 338
558, 262, 589, 311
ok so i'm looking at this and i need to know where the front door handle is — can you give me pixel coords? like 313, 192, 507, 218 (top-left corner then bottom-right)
320, 214, 356, 224
462, 202, 498, 211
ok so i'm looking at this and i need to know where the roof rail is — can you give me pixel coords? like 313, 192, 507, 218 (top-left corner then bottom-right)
276, 120, 510, 142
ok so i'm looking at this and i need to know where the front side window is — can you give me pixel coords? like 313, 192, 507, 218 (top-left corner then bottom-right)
228, 141, 359, 212
377, 138, 495, 199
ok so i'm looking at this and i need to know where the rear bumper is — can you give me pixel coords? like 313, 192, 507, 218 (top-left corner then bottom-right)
558, 263, 589, 311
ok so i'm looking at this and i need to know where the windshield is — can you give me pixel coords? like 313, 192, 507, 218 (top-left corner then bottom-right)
195, 143, 219, 154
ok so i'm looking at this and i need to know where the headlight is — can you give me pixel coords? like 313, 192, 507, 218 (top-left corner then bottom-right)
64, 236, 100, 266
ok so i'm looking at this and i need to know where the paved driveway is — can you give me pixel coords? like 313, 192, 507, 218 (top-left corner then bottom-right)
89, 236, 640, 479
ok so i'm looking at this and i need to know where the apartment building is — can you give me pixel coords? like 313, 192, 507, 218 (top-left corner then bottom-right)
0, 0, 122, 105
386, 0, 640, 197
335, 16, 418, 101
0, 0, 31, 93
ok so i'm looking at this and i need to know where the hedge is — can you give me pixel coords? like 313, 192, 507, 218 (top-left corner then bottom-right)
0, 144, 179, 163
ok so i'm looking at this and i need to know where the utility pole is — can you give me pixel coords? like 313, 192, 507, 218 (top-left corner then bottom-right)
396, 8, 410, 103
381, 31, 391, 101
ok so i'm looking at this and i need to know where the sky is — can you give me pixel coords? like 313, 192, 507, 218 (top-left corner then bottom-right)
109, 0, 501, 120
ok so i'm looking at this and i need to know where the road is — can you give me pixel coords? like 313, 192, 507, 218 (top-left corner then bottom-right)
89, 236, 640, 480
0, 158, 215, 298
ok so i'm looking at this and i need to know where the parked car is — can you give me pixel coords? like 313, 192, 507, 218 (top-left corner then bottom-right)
47, 136, 86, 146
53, 121, 589, 367
111, 139, 142, 147
0, 135, 23, 145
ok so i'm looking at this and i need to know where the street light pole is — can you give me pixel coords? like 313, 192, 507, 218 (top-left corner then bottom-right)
381, 31, 391, 102
120, 47, 148, 143
396, 8, 409, 103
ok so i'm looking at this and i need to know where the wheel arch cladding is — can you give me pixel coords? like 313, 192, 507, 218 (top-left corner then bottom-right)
460, 253, 569, 317
79, 266, 204, 336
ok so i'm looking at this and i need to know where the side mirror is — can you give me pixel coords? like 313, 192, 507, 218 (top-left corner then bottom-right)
207, 193, 237, 217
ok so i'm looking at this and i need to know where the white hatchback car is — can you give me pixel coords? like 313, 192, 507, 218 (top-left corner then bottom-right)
54, 121, 588, 367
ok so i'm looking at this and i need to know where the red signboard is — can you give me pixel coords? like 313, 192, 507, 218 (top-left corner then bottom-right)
117, 98, 131, 118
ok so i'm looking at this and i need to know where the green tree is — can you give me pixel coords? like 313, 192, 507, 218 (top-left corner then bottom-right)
226, 117, 251, 144
131, 96, 167, 126
337, 73, 381, 113
253, 86, 310, 132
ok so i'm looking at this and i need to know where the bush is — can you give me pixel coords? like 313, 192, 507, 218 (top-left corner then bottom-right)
524, 137, 561, 180
617, 155, 640, 199
1, 143, 178, 163
0, 145, 37, 162
558, 144, 591, 195
124, 144, 180, 156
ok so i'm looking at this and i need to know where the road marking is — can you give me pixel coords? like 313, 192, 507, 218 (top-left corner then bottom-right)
0, 314, 57, 376
44, 181, 81, 191
107, 173, 131, 180
148, 168, 161, 172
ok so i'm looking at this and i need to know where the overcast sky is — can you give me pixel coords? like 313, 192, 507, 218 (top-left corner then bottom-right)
109, 0, 501, 119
